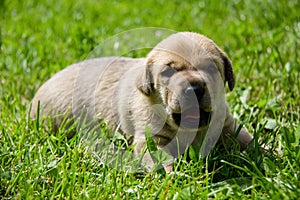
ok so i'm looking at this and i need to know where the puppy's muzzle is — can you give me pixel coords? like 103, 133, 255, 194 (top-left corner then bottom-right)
172, 83, 211, 129
184, 84, 205, 102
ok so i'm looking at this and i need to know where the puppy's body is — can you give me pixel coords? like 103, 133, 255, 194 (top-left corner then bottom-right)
31, 58, 134, 128
31, 32, 253, 171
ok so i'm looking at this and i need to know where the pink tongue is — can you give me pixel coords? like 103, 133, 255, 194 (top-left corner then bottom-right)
183, 109, 200, 120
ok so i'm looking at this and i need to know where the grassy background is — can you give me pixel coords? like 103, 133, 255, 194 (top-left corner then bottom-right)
1, 0, 300, 199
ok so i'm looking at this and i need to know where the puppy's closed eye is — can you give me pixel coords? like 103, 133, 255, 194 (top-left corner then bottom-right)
161, 67, 176, 78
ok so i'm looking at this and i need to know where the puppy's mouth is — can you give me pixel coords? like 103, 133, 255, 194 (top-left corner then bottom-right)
172, 107, 211, 129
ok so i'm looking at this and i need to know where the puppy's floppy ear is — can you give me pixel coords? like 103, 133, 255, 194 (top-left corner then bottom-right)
221, 53, 235, 91
136, 63, 154, 96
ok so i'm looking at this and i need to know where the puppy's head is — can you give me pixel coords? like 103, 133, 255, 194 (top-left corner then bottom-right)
136, 32, 235, 129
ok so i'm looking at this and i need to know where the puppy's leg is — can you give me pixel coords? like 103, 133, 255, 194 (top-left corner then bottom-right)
134, 140, 154, 170
222, 109, 253, 149
134, 139, 174, 173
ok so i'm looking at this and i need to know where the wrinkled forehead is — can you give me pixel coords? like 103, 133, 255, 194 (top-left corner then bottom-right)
148, 33, 220, 67
150, 49, 219, 73
151, 34, 206, 64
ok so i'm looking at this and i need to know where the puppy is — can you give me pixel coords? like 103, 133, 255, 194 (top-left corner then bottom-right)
30, 32, 253, 171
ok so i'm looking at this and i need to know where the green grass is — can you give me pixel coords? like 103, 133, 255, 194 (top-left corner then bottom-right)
1, 0, 300, 199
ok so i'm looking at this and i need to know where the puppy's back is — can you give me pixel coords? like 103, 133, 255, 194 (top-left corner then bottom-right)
30, 57, 144, 133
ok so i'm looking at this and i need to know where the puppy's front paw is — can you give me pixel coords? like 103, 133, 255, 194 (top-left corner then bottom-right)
163, 162, 174, 173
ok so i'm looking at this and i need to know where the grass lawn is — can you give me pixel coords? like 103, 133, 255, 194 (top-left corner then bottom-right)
1, 0, 300, 199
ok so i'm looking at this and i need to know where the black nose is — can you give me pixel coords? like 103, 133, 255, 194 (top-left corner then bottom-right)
184, 85, 205, 100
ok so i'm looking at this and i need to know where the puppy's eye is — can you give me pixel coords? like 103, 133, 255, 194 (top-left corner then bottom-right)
161, 67, 175, 78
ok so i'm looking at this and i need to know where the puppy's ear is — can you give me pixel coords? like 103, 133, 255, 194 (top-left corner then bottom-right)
221, 53, 235, 91
136, 64, 154, 96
